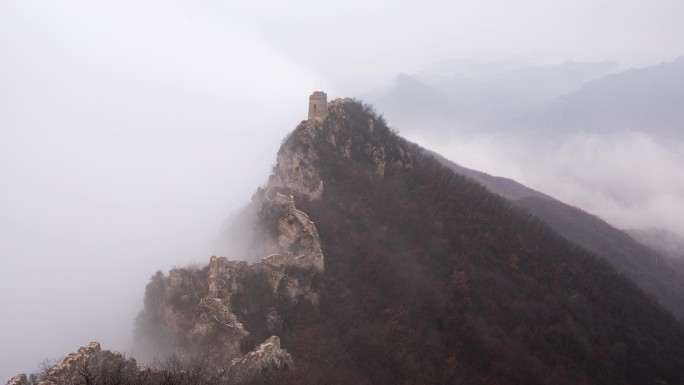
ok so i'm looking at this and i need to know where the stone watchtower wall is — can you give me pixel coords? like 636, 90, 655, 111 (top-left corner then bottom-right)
308, 91, 328, 121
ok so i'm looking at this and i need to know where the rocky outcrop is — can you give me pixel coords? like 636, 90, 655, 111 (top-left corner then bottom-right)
7, 339, 292, 385
269, 98, 415, 201
225, 336, 294, 385
5, 374, 27, 385
134, 189, 323, 370
270, 123, 324, 201
36, 342, 139, 385
255, 192, 323, 270
130, 108, 329, 371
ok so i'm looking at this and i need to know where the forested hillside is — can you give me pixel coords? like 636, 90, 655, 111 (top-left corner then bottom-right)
430, 151, 684, 321
262, 100, 684, 384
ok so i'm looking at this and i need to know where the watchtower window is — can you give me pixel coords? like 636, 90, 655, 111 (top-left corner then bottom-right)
314, 104, 317, 110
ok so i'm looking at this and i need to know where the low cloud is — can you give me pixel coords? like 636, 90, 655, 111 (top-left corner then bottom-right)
410, 130, 684, 240
0, 2, 314, 380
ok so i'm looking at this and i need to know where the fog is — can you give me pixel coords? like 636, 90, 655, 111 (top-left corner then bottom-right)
366, 54, 684, 244
2, 0, 684, 380
408, 131, 684, 240
0, 1, 315, 379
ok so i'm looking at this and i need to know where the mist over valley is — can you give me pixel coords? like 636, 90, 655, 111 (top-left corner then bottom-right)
2, 1, 684, 383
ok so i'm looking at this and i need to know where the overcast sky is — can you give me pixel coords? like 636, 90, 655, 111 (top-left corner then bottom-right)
1, 0, 684, 380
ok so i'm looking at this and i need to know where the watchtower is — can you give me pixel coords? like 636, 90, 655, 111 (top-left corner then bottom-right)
308, 91, 328, 121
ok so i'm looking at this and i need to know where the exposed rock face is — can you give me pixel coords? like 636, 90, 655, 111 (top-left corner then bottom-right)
5, 374, 27, 385
270, 124, 324, 200
225, 336, 294, 385
7, 339, 293, 385
134, 189, 323, 370
255, 192, 323, 270
270, 98, 414, 201
36, 342, 139, 385
130, 114, 328, 376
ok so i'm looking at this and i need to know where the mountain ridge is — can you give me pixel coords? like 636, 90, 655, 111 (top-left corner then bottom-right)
524, 57, 684, 140
429, 150, 684, 320
267, 99, 684, 383
8, 97, 684, 385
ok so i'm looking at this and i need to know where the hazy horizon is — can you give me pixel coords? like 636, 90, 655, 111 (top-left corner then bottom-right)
2, 0, 684, 380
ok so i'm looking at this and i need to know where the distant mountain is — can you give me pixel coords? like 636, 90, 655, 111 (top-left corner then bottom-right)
526, 57, 684, 141
431, 151, 684, 321
365, 73, 464, 132
367, 58, 684, 143
364, 60, 618, 134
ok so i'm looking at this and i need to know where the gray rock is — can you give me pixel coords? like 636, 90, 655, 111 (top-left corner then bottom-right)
5, 374, 27, 385
36, 342, 140, 385
225, 336, 294, 384
134, 191, 323, 366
